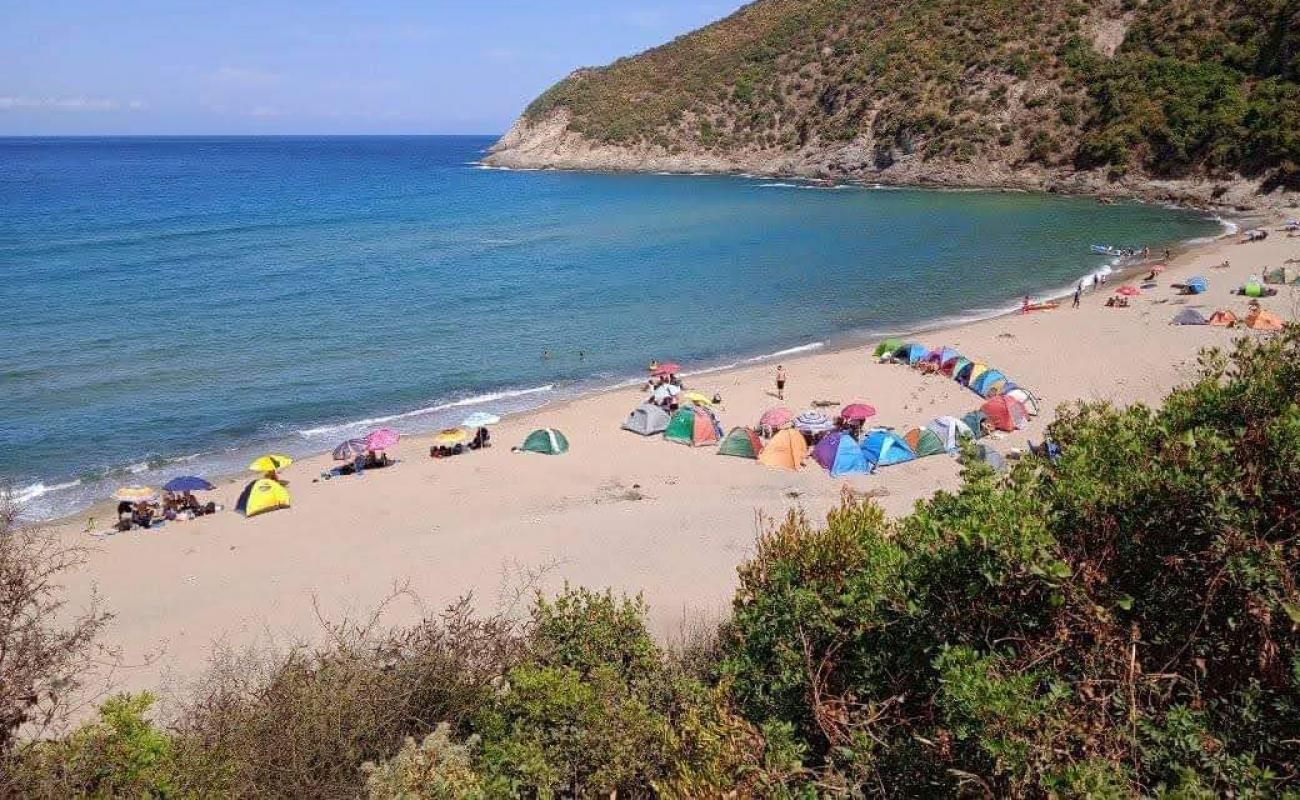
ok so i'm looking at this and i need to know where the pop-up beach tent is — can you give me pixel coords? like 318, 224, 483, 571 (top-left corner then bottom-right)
971, 369, 1010, 397
812, 430, 870, 477
903, 426, 947, 458
665, 407, 721, 447
961, 410, 988, 438
926, 416, 975, 451
981, 395, 1029, 432
943, 356, 971, 378
718, 427, 763, 459
874, 338, 904, 358
758, 428, 807, 470
921, 346, 960, 369
519, 428, 569, 455
1004, 388, 1041, 416
236, 478, 290, 518
621, 403, 671, 436
1172, 308, 1209, 325
955, 361, 988, 387
1208, 310, 1238, 327
862, 429, 915, 467
892, 343, 931, 365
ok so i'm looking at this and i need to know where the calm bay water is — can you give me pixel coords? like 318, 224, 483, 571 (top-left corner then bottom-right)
0, 136, 1221, 518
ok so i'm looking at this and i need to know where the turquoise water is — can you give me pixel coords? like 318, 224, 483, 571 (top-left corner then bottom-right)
0, 136, 1221, 519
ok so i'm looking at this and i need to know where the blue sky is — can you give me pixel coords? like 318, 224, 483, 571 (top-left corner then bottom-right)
0, 1, 744, 135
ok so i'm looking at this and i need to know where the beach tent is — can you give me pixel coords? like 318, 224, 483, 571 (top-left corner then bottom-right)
1185, 276, 1208, 294
874, 338, 904, 358
981, 395, 1029, 432
665, 407, 721, 447
759, 407, 793, 431
974, 444, 1008, 473
1264, 266, 1300, 285
1242, 279, 1266, 298
926, 416, 975, 451
943, 356, 971, 378
1171, 308, 1209, 325
519, 428, 569, 455
1245, 309, 1285, 331
903, 427, 946, 458
622, 403, 671, 436
961, 411, 988, 439
813, 431, 871, 477
955, 361, 987, 387
892, 343, 930, 365
971, 369, 1010, 397
1004, 388, 1041, 417
235, 478, 290, 518
862, 429, 915, 467
718, 427, 764, 459
758, 428, 808, 471
794, 411, 835, 435
1208, 310, 1238, 327
921, 346, 960, 368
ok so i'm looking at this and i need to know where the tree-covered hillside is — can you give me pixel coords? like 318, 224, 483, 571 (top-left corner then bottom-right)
516, 0, 1300, 189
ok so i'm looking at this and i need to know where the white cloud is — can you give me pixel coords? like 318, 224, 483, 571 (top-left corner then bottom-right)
210, 66, 280, 86
0, 96, 145, 112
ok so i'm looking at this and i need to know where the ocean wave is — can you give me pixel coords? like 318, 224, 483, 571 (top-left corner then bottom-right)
757, 182, 803, 189
297, 384, 555, 438
12, 479, 82, 504
683, 342, 825, 377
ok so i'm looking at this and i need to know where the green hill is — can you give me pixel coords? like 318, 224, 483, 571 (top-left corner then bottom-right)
491, 0, 1300, 198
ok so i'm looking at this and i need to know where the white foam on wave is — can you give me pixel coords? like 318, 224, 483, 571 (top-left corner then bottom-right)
12, 479, 82, 504
297, 384, 555, 438
683, 342, 825, 377
758, 182, 802, 189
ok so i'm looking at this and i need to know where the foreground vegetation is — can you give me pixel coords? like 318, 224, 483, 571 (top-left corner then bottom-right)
523, 0, 1300, 189
2, 327, 1298, 797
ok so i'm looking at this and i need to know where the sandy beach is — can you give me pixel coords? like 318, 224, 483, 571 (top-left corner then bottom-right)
50, 210, 1297, 713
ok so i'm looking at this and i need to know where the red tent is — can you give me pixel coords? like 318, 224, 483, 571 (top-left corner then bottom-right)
981, 395, 1029, 432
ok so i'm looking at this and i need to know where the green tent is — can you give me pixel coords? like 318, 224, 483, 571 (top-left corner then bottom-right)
1243, 279, 1265, 298
873, 338, 903, 358
718, 427, 763, 459
518, 428, 569, 455
961, 411, 988, 439
903, 427, 947, 458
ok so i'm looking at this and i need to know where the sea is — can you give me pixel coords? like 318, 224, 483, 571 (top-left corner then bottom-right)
0, 136, 1224, 520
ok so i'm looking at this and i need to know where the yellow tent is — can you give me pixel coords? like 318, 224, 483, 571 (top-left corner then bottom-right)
236, 478, 291, 518
758, 429, 808, 471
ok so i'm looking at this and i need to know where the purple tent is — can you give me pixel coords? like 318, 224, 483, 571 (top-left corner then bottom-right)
812, 431, 848, 470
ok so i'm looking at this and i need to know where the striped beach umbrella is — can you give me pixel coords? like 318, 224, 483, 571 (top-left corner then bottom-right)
794, 411, 835, 435
115, 485, 158, 503
332, 439, 369, 461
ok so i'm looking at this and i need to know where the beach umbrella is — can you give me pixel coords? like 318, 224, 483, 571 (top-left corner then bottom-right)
840, 402, 877, 423
365, 427, 400, 451
759, 406, 793, 429
162, 476, 214, 493
651, 362, 682, 377
115, 485, 158, 503
432, 428, 469, 446
683, 391, 713, 406
461, 411, 501, 428
651, 383, 681, 403
332, 439, 369, 461
1151, 264, 1167, 273
794, 411, 835, 435
1116, 285, 1141, 297
249, 454, 293, 472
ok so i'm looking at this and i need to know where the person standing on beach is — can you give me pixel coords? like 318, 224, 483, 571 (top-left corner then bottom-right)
1073, 283, 1082, 309
775, 365, 787, 400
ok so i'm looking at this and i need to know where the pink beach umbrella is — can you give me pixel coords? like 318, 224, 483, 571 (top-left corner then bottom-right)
759, 407, 794, 429
1116, 285, 1142, 297
364, 427, 400, 452
651, 362, 682, 377
840, 402, 877, 423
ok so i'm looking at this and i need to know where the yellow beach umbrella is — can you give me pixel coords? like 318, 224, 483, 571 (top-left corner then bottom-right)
432, 428, 469, 446
683, 391, 713, 406
114, 485, 158, 503
248, 454, 293, 472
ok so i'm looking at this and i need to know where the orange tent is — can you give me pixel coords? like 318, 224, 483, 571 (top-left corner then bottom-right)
981, 395, 1029, 432
1245, 308, 1285, 331
1207, 310, 1237, 327
758, 428, 808, 471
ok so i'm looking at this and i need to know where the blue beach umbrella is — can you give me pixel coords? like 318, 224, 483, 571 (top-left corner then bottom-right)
163, 476, 215, 493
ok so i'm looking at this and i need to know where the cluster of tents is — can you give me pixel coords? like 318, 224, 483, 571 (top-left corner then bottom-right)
1171, 306, 1285, 331
1263, 266, 1300, 285
873, 339, 1040, 412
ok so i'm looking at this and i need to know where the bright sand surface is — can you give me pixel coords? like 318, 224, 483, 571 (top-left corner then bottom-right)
50, 210, 1298, 711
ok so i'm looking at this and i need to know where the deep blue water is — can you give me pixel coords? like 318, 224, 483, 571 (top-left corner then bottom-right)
0, 136, 1221, 518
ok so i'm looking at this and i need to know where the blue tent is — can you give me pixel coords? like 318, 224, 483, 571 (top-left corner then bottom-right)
862, 429, 915, 467
813, 431, 871, 477
1186, 276, 1208, 294
892, 343, 930, 365
971, 369, 1009, 397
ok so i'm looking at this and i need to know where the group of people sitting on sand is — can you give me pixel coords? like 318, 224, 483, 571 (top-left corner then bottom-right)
337, 450, 393, 475
430, 426, 491, 458
114, 492, 217, 531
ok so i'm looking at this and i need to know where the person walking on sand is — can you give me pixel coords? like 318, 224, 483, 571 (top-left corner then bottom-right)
1072, 283, 1081, 309
775, 365, 787, 400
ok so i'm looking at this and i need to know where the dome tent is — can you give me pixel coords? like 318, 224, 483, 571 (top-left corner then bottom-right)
758, 428, 808, 470
518, 428, 569, 455
718, 427, 763, 459
943, 356, 971, 378
981, 395, 1029, 432
961, 410, 988, 439
903, 426, 947, 458
926, 416, 975, 451
861, 429, 915, 467
1004, 388, 1041, 417
621, 403, 671, 436
1171, 308, 1209, 325
665, 406, 721, 447
812, 430, 870, 477
892, 343, 931, 365
971, 369, 1010, 397
236, 478, 290, 518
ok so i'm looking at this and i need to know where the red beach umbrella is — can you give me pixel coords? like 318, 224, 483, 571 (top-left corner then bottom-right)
840, 402, 877, 422
1116, 285, 1141, 297
651, 362, 682, 377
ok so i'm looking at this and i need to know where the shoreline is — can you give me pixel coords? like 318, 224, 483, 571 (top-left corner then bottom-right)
19, 195, 1242, 525
46, 206, 1296, 716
